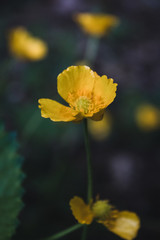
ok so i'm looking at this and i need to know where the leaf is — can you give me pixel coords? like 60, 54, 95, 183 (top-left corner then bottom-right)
0, 124, 24, 240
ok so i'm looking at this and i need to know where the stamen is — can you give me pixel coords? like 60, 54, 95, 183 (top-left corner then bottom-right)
75, 96, 92, 115
92, 200, 112, 220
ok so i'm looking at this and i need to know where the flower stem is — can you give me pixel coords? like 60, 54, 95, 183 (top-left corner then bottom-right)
44, 224, 82, 240
83, 119, 93, 203
81, 225, 87, 240
85, 36, 99, 66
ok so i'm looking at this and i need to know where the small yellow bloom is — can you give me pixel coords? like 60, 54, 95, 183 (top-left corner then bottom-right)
135, 104, 160, 131
74, 13, 119, 37
70, 196, 140, 240
88, 111, 112, 140
8, 27, 48, 61
38, 65, 117, 122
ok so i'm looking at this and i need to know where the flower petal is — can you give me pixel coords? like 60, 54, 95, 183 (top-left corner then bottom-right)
93, 75, 117, 110
69, 196, 94, 224
57, 66, 96, 104
38, 98, 79, 122
104, 211, 140, 240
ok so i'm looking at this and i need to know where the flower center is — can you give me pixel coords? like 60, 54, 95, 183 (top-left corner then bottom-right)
75, 96, 91, 115
92, 200, 111, 220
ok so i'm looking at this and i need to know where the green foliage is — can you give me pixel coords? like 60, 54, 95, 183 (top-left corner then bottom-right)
0, 124, 24, 240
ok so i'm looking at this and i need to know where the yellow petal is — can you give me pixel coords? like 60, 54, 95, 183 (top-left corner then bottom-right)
38, 98, 79, 122
93, 75, 117, 110
105, 211, 140, 240
69, 196, 94, 224
57, 66, 96, 105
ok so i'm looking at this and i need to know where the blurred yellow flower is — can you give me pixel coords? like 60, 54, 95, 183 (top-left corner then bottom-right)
74, 13, 119, 37
8, 27, 48, 61
38, 65, 117, 122
70, 196, 140, 240
135, 104, 160, 131
88, 111, 112, 140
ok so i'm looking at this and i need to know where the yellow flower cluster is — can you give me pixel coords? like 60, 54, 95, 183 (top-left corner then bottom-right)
74, 13, 119, 37
70, 196, 140, 240
38, 65, 117, 122
8, 27, 48, 61
135, 104, 160, 131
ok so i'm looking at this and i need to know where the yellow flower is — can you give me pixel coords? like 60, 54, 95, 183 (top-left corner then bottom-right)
135, 104, 160, 131
70, 196, 140, 240
74, 13, 119, 37
88, 111, 112, 140
38, 65, 117, 122
8, 27, 48, 61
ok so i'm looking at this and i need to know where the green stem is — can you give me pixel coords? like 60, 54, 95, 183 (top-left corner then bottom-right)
83, 119, 93, 203
44, 224, 82, 240
85, 36, 99, 65
81, 225, 87, 240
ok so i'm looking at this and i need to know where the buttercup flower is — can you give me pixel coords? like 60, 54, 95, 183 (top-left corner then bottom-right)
135, 104, 160, 131
70, 196, 140, 240
74, 13, 119, 37
88, 111, 112, 140
38, 66, 117, 122
8, 27, 48, 61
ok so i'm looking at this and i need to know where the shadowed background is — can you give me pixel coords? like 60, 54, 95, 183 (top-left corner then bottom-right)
0, 0, 160, 239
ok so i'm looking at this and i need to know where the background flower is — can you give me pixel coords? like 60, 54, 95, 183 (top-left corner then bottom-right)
74, 13, 119, 37
135, 104, 160, 131
8, 27, 48, 61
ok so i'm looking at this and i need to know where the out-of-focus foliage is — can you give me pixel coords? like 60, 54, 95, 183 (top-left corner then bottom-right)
0, 124, 24, 240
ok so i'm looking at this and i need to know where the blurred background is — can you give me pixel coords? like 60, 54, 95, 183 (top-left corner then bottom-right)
0, 0, 160, 239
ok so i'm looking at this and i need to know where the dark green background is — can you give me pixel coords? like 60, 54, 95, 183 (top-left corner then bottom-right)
0, 0, 160, 239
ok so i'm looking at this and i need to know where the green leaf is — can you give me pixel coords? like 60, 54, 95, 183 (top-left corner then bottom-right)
0, 124, 24, 240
